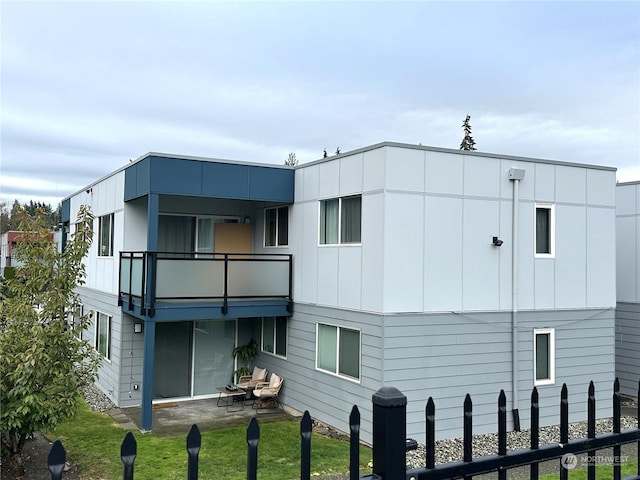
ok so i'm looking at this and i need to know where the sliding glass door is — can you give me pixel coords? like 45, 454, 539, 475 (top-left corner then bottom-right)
153, 320, 236, 400
193, 320, 235, 395
154, 322, 193, 399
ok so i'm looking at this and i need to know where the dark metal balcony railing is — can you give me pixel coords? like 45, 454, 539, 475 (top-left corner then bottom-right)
118, 251, 293, 316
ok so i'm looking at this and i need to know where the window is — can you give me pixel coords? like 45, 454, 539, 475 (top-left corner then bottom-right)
316, 323, 360, 381
534, 328, 555, 385
95, 312, 112, 360
535, 204, 554, 257
319, 195, 361, 245
262, 316, 287, 357
264, 206, 289, 247
98, 214, 114, 257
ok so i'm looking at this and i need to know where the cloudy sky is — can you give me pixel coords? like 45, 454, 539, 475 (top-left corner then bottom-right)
1, 1, 639, 206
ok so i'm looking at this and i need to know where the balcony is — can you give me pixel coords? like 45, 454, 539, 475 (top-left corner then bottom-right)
119, 251, 293, 319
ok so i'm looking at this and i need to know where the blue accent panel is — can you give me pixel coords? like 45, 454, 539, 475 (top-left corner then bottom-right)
120, 300, 291, 321
146, 194, 159, 251
61, 199, 71, 222
124, 154, 293, 203
202, 162, 250, 198
124, 163, 136, 199
150, 157, 202, 195
249, 167, 294, 202
141, 319, 156, 431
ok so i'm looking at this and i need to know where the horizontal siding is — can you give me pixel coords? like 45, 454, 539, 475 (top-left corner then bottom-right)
384, 309, 614, 441
274, 305, 613, 444
77, 287, 123, 406
118, 313, 145, 407
616, 302, 640, 396
269, 304, 384, 442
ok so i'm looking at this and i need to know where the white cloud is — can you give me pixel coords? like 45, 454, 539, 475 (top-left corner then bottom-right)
1, 1, 638, 203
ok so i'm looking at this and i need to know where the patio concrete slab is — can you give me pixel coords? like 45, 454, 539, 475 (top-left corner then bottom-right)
116, 397, 301, 436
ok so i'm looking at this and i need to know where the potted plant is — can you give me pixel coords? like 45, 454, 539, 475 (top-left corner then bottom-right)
232, 338, 258, 381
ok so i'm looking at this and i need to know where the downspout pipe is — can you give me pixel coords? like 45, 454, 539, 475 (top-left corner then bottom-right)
509, 168, 525, 431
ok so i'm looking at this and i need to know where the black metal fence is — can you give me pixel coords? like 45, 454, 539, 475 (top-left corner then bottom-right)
48, 379, 639, 480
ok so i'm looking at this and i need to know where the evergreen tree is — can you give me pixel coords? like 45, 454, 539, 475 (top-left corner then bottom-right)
460, 115, 477, 151
0, 202, 9, 235
284, 152, 298, 166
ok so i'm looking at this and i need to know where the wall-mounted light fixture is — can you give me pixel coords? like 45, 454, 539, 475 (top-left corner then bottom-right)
134, 323, 143, 333
492, 236, 504, 247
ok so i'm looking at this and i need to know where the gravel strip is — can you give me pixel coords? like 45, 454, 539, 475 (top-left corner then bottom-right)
406, 415, 637, 468
82, 383, 116, 412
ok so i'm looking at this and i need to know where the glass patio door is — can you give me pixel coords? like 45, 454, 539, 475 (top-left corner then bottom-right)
192, 320, 236, 395
154, 320, 237, 400
196, 218, 214, 256
153, 322, 193, 399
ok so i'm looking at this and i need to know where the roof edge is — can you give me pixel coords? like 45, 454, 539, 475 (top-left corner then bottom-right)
296, 141, 618, 172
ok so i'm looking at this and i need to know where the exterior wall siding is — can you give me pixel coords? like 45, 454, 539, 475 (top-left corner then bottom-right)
270, 303, 384, 443
616, 302, 640, 396
383, 308, 614, 441
280, 305, 614, 444
615, 182, 640, 397
69, 171, 126, 296
118, 313, 145, 407
77, 286, 124, 406
293, 145, 616, 315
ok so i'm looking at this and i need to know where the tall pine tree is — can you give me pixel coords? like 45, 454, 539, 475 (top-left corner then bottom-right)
460, 114, 477, 151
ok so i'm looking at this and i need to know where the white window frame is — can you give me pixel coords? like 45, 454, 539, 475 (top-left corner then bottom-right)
318, 195, 362, 246
315, 323, 361, 382
533, 328, 555, 386
95, 311, 112, 362
98, 213, 114, 257
534, 204, 555, 258
261, 316, 288, 358
264, 206, 289, 247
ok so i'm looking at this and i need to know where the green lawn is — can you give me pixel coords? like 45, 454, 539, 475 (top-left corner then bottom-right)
46, 404, 372, 480
539, 460, 638, 480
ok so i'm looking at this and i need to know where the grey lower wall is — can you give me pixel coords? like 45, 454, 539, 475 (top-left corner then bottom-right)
616, 302, 640, 397
279, 304, 615, 444
386, 309, 614, 441
257, 303, 384, 444
77, 287, 124, 406
118, 313, 145, 407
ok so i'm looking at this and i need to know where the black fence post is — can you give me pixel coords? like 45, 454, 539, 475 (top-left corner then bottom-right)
48, 440, 66, 480
559, 384, 569, 480
463, 394, 473, 480
121, 432, 137, 480
425, 397, 435, 470
186, 424, 201, 480
587, 381, 596, 480
613, 378, 621, 480
530, 387, 539, 480
371, 386, 407, 480
300, 411, 312, 480
497, 390, 507, 480
246, 416, 259, 480
349, 406, 361, 480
